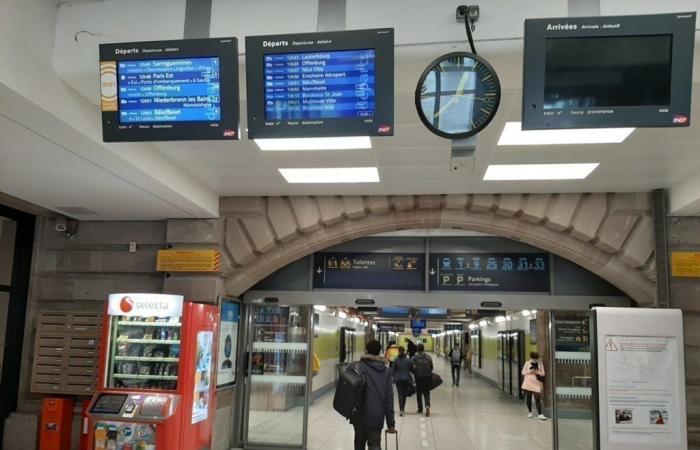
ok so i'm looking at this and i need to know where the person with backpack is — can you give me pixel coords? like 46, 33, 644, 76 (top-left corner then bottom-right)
407, 339, 417, 358
449, 344, 463, 387
411, 343, 433, 417
349, 340, 397, 449
521, 351, 547, 420
392, 346, 414, 417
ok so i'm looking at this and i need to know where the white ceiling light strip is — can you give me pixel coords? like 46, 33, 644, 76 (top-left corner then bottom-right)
279, 167, 380, 183
255, 136, 372, 151
483, 163, 599, 181
497, 122, 634, 146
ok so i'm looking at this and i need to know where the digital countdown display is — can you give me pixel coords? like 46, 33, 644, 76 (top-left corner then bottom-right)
264, 49, 375, 121
118, 57, 221, 123
429, 253, 550, 292
100, 38, 239, 142
246, 28, 394, 139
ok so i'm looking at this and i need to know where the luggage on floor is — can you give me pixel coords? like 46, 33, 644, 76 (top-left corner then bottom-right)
385, 430, 399, 450
430, 373, 443, 390
333, 362, 366, 419
406, 382, 416, 397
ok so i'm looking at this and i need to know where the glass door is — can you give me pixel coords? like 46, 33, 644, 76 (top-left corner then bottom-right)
510, 330, 525, 399
551, 311, 594, 450
244, 304, 311, 449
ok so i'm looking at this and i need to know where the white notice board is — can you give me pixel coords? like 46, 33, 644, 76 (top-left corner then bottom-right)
594, 307, 687, 450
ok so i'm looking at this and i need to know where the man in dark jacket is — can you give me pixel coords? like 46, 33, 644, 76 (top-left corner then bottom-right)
411, 343, 433, 417
407, 339, 417, 358
351, 340, 396, 450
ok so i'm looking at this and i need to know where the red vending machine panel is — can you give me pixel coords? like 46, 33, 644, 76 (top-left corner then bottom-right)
87, 294, 219, 450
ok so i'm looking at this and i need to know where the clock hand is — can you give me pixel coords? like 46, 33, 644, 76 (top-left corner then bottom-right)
433, 73, 470, 118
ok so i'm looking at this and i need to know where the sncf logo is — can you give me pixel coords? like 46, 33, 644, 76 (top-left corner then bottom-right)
377, 125, 392, 134
223, 129, 236, 137
673, 115, 689, 125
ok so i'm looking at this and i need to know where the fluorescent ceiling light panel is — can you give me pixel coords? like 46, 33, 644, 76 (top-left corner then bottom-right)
483, 163, 599, 181
255, 136, 372, 151
279, 167, 380, 183
497, 121, 634, 146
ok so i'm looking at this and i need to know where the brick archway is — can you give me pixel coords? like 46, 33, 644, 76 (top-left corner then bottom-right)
220, 194, 656, 305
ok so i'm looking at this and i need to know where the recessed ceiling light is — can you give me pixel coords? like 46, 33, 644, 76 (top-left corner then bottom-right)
483, 163, 599, 181
279, 167, 380, 183
497, 122, 634, 146
255, 136, 371, 151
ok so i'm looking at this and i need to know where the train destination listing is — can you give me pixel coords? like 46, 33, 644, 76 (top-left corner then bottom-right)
264, 49, 375, 121
118, 57, 221, 123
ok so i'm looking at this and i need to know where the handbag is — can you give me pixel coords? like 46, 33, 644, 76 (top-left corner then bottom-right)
406, 382, 416, 397
430, 373, 443, 390
536, 375, 545, 383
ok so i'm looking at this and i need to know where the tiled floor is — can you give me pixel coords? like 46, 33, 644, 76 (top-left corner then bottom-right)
244, 354, 595, 449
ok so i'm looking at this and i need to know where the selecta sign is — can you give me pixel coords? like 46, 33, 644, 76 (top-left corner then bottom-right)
108, 293, 184, 318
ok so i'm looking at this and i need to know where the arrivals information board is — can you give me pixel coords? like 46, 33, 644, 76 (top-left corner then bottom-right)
312, 252, 424, 290
428, 253, 550, 292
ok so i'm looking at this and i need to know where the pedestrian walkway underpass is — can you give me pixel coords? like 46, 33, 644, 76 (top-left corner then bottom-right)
306, 354, 561, 450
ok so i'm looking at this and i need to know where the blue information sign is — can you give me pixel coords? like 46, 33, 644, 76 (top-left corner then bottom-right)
264, 49, 375, 120
118, 57, 221, 123
429, 253, 550, 292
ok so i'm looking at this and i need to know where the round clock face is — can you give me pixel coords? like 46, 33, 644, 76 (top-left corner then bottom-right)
415, 52, 501, 140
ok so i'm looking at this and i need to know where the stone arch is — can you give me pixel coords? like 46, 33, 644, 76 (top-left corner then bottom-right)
220, 193, 656, 305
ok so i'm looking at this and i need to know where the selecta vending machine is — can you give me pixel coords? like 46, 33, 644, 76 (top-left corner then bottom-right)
87, 293, 219, 450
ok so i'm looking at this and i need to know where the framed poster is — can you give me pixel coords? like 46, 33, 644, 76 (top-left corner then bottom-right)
594, 307, 687, 450
192, 331, 213, 424
216, 297, 241, 389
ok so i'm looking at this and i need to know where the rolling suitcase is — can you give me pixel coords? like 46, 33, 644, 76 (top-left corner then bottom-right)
385, 430, 398, 450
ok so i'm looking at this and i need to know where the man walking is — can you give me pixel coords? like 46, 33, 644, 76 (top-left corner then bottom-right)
449, 344, 463, 386
411, 343, 433, 417
351, 340, 396, 449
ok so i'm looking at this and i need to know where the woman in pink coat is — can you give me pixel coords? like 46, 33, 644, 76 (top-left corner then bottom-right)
521, 351, 546, 420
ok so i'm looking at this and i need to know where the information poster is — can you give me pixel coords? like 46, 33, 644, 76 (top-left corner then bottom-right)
217, 300, 240, 388
555, 316, 590, 351
605, 335, 681, 445
192, 331, 213, 424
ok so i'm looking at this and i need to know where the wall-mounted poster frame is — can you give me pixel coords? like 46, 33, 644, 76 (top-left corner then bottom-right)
216, 297, 241, 389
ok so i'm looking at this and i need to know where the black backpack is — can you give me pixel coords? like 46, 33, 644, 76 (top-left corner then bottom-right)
333, 362, 366, 419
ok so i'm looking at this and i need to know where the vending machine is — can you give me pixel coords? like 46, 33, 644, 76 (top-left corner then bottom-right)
87, 293, 219, 450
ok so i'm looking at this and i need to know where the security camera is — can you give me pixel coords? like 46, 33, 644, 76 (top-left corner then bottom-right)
55, 221, 67, 233
54, 217, 79, 238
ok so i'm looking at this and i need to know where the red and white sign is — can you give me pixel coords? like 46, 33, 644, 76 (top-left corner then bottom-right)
108, 293, 183, 318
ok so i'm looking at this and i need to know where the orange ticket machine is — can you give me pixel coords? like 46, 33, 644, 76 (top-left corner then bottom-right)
87, 294, 219, 450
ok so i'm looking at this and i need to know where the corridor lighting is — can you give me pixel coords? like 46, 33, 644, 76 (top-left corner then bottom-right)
372, 324, 378, 330
363, 321, 369, 326
313, 305, 327, 312
338, 311, 347, 319
255, 136, 372, 151
497, 122, 634, 146
521, 310, 532, 317
468, 323, 478, 330
495, 316, 506, 323
479, 320, 488, 327
483, 163, 600, 181
279, 167, 380, 183
506, 315, 512, 321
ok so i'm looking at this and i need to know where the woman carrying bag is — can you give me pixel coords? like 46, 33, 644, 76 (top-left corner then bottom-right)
392, 346, 415, 417
521, 351, 547, 420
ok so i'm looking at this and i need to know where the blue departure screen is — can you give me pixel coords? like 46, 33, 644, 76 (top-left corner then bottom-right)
264, 49, 375, 120
117, 57, 221, 123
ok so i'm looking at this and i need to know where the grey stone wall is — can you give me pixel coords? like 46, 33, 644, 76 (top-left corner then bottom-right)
668, 217, 700, 449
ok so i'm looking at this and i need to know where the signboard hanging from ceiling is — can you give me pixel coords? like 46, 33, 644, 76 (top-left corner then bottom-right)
428, 253, 550, 292
313, 252, 424, 290
245, 28, 394, 139
100, 37, 240, 142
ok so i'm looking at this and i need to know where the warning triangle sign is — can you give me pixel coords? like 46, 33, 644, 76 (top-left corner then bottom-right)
606, 339, 618, 351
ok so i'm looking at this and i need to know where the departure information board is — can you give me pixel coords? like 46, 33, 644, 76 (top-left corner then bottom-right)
246, 28, 393, 138
264, 49, 375, 121
118, 57, 221, 123
429, 253, 550, 292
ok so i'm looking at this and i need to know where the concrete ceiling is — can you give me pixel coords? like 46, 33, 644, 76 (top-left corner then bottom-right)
2, 0, 700, 219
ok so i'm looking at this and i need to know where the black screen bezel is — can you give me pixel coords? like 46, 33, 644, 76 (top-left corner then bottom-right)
522, 12, 695, 130
100, 38, 239, 142
245, 28, 394, 138
90, 393, 128, 414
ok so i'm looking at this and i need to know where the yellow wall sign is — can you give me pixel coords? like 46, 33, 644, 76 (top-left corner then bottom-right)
157, 249, 221, 272
671, 252, 700, 278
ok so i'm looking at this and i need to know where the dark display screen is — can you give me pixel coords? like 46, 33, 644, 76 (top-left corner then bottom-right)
264, 49, 375, 120
544, 35, 673, 109
91, 394, 128, 414
118, 57, 221, 123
